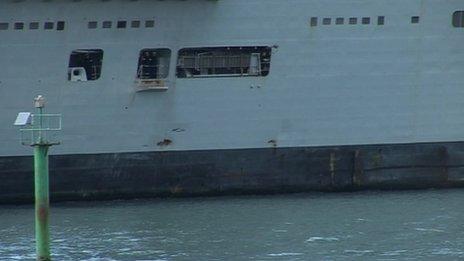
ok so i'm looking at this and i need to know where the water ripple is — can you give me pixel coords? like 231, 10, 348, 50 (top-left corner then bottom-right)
306, 236, 340, 242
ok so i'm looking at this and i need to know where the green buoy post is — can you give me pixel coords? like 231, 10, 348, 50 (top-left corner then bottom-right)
15, 95, 62, 261
33, 96, 51, 261
34, 142, 50, 261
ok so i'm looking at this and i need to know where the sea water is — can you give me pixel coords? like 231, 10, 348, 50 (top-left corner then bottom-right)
1, 189, 464, 260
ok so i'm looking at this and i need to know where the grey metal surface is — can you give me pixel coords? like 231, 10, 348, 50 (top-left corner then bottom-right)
0, 0, 464, 158
1, 141, 464, 203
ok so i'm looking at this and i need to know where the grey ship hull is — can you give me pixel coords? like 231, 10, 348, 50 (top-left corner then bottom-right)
2, 141, 464, 203
2, 0, 464, 202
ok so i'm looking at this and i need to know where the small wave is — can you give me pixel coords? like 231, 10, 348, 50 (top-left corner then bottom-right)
414, 228, 445, 233
380, 250, 408, 256
268, 252, 304, 257
306, 237, 339, 242
431, 215, 453, 221
102, 231, 128, 236
344, 250, 374, 254
8, 255, 30, 260
432, 248, 464, 256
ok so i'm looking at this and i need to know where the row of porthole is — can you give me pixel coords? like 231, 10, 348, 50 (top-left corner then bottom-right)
0, 21, 65, 31
0, 19, 155, 31
0, 16, 424, 31
87, 20, 155, 29
309, 16, 420, 26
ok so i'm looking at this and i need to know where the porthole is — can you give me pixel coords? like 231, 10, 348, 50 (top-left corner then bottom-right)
310, 17, 317, 27
131, 20, 141, 28
44, 22, 54, 30
453, 11, 464, 27
88, 21, 98, 29
117, 21, 127, 29
29, 22, 39, 30
378, 16, 385, 25
14, 22, 24, 30
57, 21, 65, 31
145, 20, 155, 28
322, 18, 331, 25
0, 23, 8, 30
102, 21, 112, 28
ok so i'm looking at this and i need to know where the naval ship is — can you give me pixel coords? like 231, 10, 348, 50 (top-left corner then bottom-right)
1, 0, 464, 203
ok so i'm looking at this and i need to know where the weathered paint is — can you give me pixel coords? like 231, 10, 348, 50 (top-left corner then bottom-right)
34, 145, 50, 260
1, 141, 464, 204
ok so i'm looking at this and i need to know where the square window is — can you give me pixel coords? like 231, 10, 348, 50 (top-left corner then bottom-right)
310, 17, 317, 27
44, 22, 54, 30
137, 48, 171, 79
177, 46, 271, 78
322, 18, 331, 25
102, 21, 112, 28
0, 23, 8, 30
145, 20, 155, 28
349, 17, 357, 25
117, 21, 127, 28
378, 16, 385, 25
362, 17, 370, 24
29, 22, 39, 30
335, 17, 344, 25
411, 16, 420, 24
88, 21, 98, 29
68, 49, 104, 81
14, 22, 24, 30
57, 21, 65, 31
131, 20, 140, 28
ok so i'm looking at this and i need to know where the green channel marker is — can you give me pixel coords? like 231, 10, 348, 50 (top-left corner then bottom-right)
34, 99, 51, 261
15, 96, 62, 261
34, 144, 50, 261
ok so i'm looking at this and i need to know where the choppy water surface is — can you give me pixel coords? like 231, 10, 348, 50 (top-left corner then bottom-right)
1, 189, 464, 260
